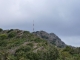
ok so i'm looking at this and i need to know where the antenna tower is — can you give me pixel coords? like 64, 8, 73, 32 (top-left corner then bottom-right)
33, 20, 34, 32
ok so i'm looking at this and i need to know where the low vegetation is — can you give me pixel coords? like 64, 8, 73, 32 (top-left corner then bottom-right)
0, 28, 80, 60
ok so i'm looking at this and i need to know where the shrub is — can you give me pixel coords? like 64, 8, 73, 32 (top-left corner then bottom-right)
34, 38, 44, 43
8, 32, 16, 38
7, 29, 13, 33
0, 28, 3, 32
16, 46, 31, 53
0, 34, 7, 40
23, 31, 30, 34
27, 43, 33, 47
61, 51, 71, 60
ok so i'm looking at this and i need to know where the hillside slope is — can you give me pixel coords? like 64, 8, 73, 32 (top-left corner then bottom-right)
0, 28, 80, 60
0, 29, 59, 60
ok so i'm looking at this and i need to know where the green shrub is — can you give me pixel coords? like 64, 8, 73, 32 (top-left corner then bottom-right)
0, 28, 3, 32
23, 31, 30, 34
0, 34, 7, 40
34, 38, 45, 43
0, 40, 7, 47
6, 55, 17, 60
26, 46, 59, 60
27, 43, 33, 47
7, 29, 13, 33
16, 46, 31, 53
8, 31, 16, 38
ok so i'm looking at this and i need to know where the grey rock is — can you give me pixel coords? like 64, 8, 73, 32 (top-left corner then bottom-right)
33, 31, 66, 48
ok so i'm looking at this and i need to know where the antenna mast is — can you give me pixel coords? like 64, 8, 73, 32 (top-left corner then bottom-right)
33, 20, 34, 32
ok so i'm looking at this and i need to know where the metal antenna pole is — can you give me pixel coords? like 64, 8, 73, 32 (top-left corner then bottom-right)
33, 20, 34, 32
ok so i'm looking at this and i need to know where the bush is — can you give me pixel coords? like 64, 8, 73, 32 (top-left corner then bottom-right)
16, 46, 31, 53
27, 43, 33, 47
7, 29, 13, 33
34, 38, 45, 43
0, 34, 7, 40
23, 31, 30, 34
8, 32, 16, 38
0, 28, 3, 32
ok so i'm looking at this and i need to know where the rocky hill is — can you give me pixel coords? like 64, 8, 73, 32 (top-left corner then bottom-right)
0, 28, 59, 60
33, 31, 66, 48
0, 28, 80, 60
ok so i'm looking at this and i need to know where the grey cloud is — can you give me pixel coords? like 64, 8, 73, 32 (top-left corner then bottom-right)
0, 0, 80, 46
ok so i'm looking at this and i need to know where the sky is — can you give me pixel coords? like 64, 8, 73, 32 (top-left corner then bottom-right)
0, 0, 80, 47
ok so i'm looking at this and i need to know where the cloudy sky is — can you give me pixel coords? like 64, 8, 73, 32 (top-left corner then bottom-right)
0, 0, 80, 47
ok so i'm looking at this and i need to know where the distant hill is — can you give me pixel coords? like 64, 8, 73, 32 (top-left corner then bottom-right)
33, 31, 66, 48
